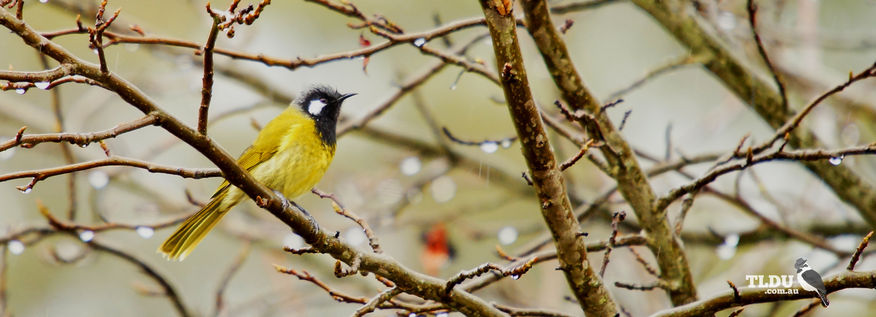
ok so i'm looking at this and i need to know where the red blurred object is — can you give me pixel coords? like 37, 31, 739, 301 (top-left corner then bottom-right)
420, 222, 455, 276
358, 33, 371, 47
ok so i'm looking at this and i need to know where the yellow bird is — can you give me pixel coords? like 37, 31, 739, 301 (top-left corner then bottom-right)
159, 86, 355, 260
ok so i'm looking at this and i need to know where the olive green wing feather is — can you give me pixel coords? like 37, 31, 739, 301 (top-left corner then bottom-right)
210, 108, 300, 198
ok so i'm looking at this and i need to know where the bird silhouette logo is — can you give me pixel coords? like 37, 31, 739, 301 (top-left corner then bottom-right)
795, 258, 829, 307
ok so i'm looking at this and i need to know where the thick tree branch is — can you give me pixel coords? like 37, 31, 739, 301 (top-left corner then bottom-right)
521, 0, 697, 305
478, 1, 617, 315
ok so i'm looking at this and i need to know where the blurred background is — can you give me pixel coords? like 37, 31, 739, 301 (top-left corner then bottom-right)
2, 0, 876, 316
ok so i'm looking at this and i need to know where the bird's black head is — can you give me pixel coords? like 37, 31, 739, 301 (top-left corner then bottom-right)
795, 258, 808, 270
295, 85, 356, 146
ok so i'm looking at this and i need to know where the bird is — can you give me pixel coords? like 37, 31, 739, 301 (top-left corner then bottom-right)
159, 85, 355, 261
795, 257, 829, 307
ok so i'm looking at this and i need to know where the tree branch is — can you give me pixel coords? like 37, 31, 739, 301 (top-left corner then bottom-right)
521, 0, 697, 305
0, 7, 504, 316
652, 270, 876, 317
479, 1, 618, 315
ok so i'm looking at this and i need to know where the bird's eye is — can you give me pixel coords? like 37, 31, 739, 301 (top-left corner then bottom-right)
319, 98, 327, 104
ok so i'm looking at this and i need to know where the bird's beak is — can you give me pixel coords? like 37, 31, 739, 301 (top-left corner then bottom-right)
339, 93, 357, 102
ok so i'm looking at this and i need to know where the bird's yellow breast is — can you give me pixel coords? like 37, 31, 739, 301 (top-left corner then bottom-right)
253, 109, 335, 199
221, 107, 336, 206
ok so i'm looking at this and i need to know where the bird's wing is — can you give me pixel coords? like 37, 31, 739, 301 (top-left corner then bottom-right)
801, 270, 827, 293
210, 107, 302, 198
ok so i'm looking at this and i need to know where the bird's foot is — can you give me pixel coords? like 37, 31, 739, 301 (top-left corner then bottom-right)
273, 190, 291, 209
289, 200, 320, 233
273, 190, 320, 234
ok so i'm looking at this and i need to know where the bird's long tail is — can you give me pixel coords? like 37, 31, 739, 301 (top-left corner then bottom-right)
159, 188, 232, 261
818, 293, 830, 307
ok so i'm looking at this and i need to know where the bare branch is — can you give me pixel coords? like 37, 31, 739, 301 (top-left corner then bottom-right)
480, 1, 618, 314
89, 240, 190, 317
198, 4, 221, 135
653, 270, 876, 317
848, 231, 874, 271
0, 156, 221, 192
0, 115, 157, 151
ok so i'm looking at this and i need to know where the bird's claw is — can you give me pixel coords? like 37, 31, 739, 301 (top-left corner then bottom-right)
273, 190, 320, 233
273, 190, 291, 210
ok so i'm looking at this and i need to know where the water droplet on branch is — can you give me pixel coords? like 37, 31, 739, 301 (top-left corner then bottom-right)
78, 230, 95, 242
829, 155, 844, 166
35, 82, 50, 90
480, 142, 499, 153
15, 88, 26, 95
724, 233, 739, 247
413, 38, 426, 47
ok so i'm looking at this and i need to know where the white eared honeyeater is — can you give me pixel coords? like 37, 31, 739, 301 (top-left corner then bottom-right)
159, 86, 355, 261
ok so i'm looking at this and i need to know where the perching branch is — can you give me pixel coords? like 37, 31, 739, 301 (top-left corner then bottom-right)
0, 7, 504, 316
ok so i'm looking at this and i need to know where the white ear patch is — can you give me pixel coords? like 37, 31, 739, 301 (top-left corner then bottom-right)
308, 99, 327, 115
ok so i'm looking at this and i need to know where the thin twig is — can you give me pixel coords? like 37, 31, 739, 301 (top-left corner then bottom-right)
89, 240, 190, 317
312, 189, 382, 253
198, 4, 221, 135
0, 115, 158, 151
445, 257, 537, 294
273, 266, 371, 304
352, 287, 401, 317
88, 1, 120, 73
338, 35, 487, 134
493, 303, 573, 317
599, 211, 625, 277
629, 246, 658, 277
606, 54, 704, 100
550, 0, 622, 14
744, 61, 876, 156
614, 281, 666, 291
848, 231, 874, 271
746, 0, 788, 113
0, 156, 222, 192
441, 126, 517, 149
658, 143, 876, 212
560, 138, 598, 171
727, 280, 740, 302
